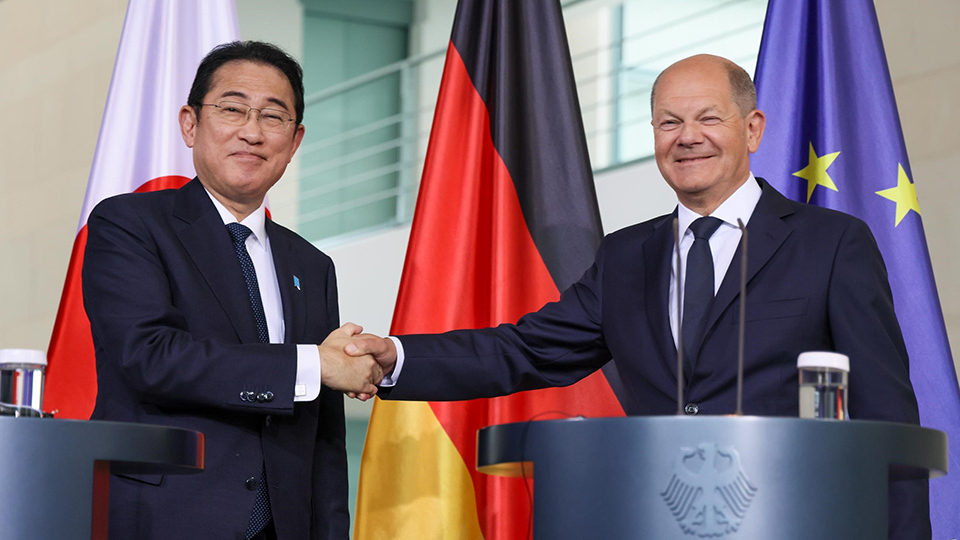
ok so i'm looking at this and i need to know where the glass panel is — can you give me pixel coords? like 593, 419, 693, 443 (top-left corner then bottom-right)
299, 15, 408, 241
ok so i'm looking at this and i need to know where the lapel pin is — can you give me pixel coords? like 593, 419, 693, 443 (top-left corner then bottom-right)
293, 275, 301, 291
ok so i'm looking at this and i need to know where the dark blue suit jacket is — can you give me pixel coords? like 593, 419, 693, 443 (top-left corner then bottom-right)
83, 178, 348, 540
383, 178, 927, 537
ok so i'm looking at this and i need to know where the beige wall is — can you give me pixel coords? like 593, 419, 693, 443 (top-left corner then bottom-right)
1, 0, 958, 382
0, 0, 127, 351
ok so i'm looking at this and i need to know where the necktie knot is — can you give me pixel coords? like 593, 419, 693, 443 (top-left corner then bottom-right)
689, 216, 723, 240
226, 222, 253, 244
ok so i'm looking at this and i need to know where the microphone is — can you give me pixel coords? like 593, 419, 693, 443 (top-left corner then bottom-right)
735, 218, 748, 416
674, 218, 684, 415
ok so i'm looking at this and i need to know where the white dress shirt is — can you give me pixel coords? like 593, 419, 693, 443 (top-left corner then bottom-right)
205, 188, 321, 401
669, 174, 762, 348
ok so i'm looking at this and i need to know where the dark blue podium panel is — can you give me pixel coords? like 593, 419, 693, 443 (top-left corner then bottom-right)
0, 418, 203, 539
478, 416, 947, 540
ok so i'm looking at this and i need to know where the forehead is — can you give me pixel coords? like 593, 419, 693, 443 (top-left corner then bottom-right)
653, 64, 734, 114
206, 60, 294, 106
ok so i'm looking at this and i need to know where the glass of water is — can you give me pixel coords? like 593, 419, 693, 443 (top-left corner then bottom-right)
797, 352, 849, 420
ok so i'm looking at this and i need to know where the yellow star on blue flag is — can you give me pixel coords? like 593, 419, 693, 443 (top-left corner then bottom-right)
792, 142, 840, 202
875, 163, 921, 226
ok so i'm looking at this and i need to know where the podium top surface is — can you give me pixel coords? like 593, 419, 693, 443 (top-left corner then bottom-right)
477, 416, 947, 480
0, 417, 204, 475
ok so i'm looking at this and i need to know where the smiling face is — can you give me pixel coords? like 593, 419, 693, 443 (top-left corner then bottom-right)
651, 56, 765, 215
179, 60, 305, 220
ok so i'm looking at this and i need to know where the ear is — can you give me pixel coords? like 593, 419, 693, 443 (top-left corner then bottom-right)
746, 109, 766, 153
287, 123, 306, 162
179, 105, 198, 148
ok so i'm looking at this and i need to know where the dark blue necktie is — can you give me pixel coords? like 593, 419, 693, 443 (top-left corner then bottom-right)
225, 223, 272, 539
226, 223, 270, 344
682, 216, 723, 372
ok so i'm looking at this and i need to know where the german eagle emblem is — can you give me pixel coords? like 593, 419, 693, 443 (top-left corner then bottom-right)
660, 442, 758, 537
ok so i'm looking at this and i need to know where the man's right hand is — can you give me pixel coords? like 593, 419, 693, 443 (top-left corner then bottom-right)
318, 323, 382, 398
343, 333, 398, 401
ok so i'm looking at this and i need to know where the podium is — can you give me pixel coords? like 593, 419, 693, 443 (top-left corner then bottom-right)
477, 416, 947, 539
0, 418, 204, 539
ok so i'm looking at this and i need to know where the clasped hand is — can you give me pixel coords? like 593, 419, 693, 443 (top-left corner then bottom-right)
318, 323, 398, 401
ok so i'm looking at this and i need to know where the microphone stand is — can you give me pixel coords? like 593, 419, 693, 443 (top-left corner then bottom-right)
736, 218, 748, 416
674, 218, 684, 415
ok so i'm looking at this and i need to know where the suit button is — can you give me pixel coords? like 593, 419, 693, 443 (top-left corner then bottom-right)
256, 393, 267, 403
263, 391, 274, 402
245, 477, 259, 491
239, 391, 250, 402
684, 403, 699, 415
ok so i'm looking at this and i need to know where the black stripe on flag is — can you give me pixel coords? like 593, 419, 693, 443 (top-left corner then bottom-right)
450, 0, 603, 293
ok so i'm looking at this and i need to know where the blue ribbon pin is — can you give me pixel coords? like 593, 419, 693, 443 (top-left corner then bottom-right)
293, 275, 301, 291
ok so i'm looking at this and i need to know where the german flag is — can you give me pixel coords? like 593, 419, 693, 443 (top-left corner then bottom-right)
353, 0, 625, 537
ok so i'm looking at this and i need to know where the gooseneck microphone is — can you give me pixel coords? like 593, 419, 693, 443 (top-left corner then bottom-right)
735, 218, 748, 416
674, 218, 684, 415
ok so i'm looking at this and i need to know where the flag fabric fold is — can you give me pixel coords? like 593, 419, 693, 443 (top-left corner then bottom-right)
751, 0, 960, 536
354, 1, 625, 538
45, 0, 240, 419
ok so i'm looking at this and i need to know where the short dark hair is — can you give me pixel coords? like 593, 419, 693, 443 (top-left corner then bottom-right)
187, 40, 305, 125
650, 59, 757, 117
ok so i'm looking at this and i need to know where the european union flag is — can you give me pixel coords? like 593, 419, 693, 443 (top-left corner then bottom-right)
751, 0, 960, 536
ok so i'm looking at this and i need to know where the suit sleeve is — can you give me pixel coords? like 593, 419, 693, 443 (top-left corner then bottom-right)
827, 218, 929, 539
381, 241, 613, 402
83, 198, 298, 415
827, 219, 917, 424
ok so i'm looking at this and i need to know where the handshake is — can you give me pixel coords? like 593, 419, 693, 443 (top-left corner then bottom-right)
317, 323, 399, 401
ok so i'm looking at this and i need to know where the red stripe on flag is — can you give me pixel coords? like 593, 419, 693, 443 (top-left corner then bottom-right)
134, 175, 192, 193
45, 226, 95, 419
45, 175, 191, 419
391, 43, 623, 539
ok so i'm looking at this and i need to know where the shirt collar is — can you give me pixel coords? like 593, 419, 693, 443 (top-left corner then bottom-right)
203, 187, 269, 249
677, 173, 762, 238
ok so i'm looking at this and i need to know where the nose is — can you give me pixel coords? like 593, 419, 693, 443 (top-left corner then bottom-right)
237, 112, 265, 143
676, 122, 704, 146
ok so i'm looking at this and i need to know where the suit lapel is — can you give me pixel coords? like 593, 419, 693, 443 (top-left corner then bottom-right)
697, 179, 796, 358
642, 212, 679, 371
267, 220, 305, 343
173, 178, 260, 343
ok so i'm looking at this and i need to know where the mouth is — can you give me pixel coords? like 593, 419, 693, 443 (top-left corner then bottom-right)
675, 155, 714, 164
230, 151, 266, 161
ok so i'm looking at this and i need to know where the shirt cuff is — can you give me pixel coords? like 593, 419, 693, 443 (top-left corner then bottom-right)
295, 344, 321, 401
379, 336, 405, 387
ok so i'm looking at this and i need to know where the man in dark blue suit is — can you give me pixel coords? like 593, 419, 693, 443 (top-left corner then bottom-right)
345, 54, 927, 537
83, 42, 380, 540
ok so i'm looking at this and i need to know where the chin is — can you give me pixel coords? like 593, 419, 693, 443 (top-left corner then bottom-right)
671, 176, 715, 193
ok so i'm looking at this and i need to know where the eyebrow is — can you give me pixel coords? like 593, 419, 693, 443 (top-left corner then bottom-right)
219, 90, 291, 111
654, 105, 721, 120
